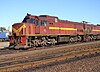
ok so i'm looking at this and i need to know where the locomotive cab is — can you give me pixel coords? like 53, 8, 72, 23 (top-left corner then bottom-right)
9, 14, 40, 49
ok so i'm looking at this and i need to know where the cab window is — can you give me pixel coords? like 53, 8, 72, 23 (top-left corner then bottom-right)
41, 20, 47, 26
35, 20, 38, 26
27, 19, 35, 23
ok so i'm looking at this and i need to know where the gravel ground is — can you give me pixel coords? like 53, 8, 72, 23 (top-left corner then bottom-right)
32, 55, 100, 72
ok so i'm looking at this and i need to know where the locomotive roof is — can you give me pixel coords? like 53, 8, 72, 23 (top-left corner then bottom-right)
39, 15, 58, 18
25, 13, 95, 25
26, 13, 58, 18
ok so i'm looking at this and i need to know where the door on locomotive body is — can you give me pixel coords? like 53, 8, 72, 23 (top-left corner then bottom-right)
39, 20, 48, 34
84, 24, 92, 34
76, 23, 84, 35
35, 19, 40, 34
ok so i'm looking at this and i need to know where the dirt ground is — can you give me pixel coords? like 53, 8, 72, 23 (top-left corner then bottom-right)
0, 42, 9, 49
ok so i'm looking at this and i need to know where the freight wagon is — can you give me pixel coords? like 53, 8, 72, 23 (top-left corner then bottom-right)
0, 32, 9, 42
0, 27, 10, 42
9, 13, 100, 49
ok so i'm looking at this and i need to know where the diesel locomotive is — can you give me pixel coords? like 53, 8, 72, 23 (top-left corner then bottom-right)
9, 13, 100, 49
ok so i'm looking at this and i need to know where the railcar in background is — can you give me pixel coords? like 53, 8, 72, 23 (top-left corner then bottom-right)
0, 27, 9, 42
9, 13, 100, 49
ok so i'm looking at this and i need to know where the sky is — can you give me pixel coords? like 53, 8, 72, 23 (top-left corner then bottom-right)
0, 0, 100, 31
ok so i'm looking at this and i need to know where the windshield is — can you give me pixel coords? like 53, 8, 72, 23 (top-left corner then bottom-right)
22, 17, 35, 23
27, 19, 35, 23
22, 18, 39, 26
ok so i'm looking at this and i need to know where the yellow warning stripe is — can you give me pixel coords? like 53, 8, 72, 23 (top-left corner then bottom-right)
49, 27, 59, 30
60, 28, 77, 30
92, 29, 100, 32
12, 27, 17, 33
49, 27, 77, 31
13, 24, 26, 33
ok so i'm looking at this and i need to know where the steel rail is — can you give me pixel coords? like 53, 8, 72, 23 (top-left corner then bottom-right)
0, 48, 100, 72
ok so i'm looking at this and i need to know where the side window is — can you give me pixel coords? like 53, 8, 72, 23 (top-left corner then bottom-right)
35, 20, 38, 26
41, 20, 47, 26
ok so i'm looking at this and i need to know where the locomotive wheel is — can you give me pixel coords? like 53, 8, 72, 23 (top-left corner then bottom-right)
50, 38, 57, 45
92, 36, 96, 40
69, 37, 77, 43
77, 36, 82, 42
69, 37, 74, 43
32, 39, 42, 47
41, 40, 47, 46
34, 40, 39, 47
83, 35, 92, 42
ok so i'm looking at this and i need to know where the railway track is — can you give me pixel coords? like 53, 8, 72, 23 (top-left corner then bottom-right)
0, 48, 100, 72
0, 41, 100, 72
0, 43, 72, 55
0, 41, 100, 55
0, 41, 100, 62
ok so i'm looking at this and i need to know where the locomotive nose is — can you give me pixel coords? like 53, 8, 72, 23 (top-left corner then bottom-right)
12, 23, 26, 36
